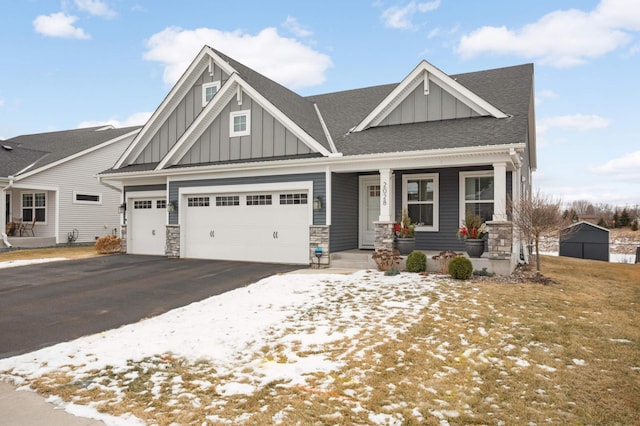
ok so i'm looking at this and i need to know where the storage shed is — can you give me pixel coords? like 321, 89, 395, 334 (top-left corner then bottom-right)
559, 221, 610, 262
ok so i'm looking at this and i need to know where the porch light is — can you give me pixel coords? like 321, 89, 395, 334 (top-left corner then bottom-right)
118, 203, 126, 214
167, 200, 176, 213
313, 196, 322, 210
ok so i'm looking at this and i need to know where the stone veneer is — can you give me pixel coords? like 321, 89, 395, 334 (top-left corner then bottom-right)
374, 221, 395, 251
166, 225, 180, 258
309, 225, 330, 268
120, 224, 127, 253
486, 220, 513, 259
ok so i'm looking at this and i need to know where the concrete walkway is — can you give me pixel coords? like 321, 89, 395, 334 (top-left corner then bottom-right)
0, 381, 105, 425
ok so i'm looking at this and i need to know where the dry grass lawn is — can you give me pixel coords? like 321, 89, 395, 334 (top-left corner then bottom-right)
3, 255, 640, 425
0, 245, 99, 262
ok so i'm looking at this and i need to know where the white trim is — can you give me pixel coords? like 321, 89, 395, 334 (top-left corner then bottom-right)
353, 60, 508, 132
324, 167, 331, 226
359, 175, 380, 249
402, 173, 439, 232
14, 129, 139, 181
72, 191, 102, 205
314, 104, 338, 154
230, 110, 251, 138
115, 46, 236, 169
202, 81, 221, 107
459, 170, 494, 226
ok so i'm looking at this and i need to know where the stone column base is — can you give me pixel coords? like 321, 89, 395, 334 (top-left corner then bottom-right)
486, 220, 512, 259
166, 225, 180, 258
310, 225, 330, 267
120, 224, 127, 253
374, 221, 395, 251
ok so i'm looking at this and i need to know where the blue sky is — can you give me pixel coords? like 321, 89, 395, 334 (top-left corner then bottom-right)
1, 0, 639, 206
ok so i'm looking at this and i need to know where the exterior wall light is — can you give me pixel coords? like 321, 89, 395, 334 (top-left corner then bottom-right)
167, 200, 176, 213
118, 203, 126, 214
313, 196, 322, 210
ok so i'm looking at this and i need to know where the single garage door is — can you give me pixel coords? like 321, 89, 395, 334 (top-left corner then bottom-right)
183, 191, 310, 264
128, 198, 167, 255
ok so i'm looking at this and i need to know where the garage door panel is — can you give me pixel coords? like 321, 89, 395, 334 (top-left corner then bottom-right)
183, 191, 309, 264
129, 198, 166, 255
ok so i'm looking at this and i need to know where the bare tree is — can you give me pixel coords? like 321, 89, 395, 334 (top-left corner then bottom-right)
570, 199, 595, 216
510, 190, 568, 275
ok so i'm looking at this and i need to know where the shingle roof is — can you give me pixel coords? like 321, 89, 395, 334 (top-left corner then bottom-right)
309, 63, 533, 156
1, 126, 140, 177
212, 48, 332, 152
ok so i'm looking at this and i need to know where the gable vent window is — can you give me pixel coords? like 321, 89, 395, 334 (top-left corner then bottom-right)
188, 197, 210, 207
202, 81, 220, 107
247, 195, 272, 206
74, 192, 101, 205
134, 200, 153, 209
230, 110, 251, 137
280, 193, 308, 205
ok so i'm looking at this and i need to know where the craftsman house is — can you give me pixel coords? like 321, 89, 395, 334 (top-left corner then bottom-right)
100, 45, 535, 273
1, 126, 140, 247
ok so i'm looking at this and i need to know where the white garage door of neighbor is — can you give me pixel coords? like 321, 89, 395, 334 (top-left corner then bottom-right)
128, 198, 167, 255
183, 191, 310, 264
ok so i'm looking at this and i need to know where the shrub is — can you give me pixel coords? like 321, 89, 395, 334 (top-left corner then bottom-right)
406, 250, 427, 272
448, 256, 473, 280
632, 220, 638, 232
95, 234, 122, 254
372, 248, 401, 272
384, 267, 400, 276
473, 267, 495, 277
432, 250, 462, 274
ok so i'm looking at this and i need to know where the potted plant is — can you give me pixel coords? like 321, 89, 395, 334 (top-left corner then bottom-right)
457, 212, 487, 258
394, 209, 416, 255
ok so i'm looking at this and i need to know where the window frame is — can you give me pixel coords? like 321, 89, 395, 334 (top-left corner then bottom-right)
73, 191, 102, 205
202, 81, 220, 107
402, 173, 439, 232
21, 191, 47, 224
459, 170, 495, 225
229, 110, 251, 138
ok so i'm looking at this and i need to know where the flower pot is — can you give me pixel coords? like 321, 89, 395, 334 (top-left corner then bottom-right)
465, 239, 485, 258
397, 237, 415, 255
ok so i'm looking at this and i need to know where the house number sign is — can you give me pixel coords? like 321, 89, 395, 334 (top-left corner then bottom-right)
382, 182, 388, 206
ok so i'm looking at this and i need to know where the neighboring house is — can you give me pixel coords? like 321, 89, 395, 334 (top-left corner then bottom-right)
1, 126, 140, 247
100, 45, 536, 273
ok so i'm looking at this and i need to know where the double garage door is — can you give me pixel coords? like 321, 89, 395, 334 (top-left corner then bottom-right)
182, 190, 310, 264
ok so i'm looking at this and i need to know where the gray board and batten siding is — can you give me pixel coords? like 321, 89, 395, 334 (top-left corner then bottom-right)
379, 80, 480, 127
330, 172, 360, 252
178, 94, 312, 165
167, 173, 326, 225
135, 66, 229, 164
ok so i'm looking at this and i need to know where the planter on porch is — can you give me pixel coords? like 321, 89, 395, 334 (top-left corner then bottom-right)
465, 239, 485, 258
396, 237, 415, 255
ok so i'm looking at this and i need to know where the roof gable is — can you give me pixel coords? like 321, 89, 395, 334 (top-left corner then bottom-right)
352, 60, 508, 132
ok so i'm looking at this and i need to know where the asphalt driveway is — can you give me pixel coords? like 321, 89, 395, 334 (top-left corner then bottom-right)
0, 255, 299, 358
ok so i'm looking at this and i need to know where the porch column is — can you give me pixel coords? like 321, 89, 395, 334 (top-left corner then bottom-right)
492, 162, 507, 221
379, 168, 393, 222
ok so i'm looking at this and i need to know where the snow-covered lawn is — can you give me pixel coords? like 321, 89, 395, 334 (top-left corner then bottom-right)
1, 261, 637, 425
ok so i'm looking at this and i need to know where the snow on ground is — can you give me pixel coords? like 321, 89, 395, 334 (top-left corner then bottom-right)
0, 270, 448, 424
540, 251, 636, 264
0, 257, 68, 269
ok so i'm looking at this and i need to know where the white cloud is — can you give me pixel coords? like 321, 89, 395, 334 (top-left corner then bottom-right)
590, 150, 640, 180
282, 16, 312, 38
0, 98, 4, 107
74, 0, 116, 18
381, 0, 441, 30
77, 111, 152, 129
143, 26, 333, 89
33, 12, 90, 39
535, 89, 559, 105
457, 0, 640, 67
537, 114, 610, 134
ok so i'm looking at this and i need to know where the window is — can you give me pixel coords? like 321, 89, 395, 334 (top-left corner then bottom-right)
156, 200, 167, 209
369, 185, 380, 197
22, 192, 46, 223
402, 174, 439, 231
216, 196, 239, 206
188, 197, 210, 207
202, 81, 220, 107
280, 193, 308, 205
230, 110, 250, 137
134, 200, 153, 209
73, 192, 101, 205
460, 171, 494, 223
247, 195, 272, 206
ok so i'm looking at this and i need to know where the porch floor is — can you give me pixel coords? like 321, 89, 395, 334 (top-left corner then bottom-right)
330, 249, 514, 275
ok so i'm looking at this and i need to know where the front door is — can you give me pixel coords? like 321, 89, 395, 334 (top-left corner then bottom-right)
359, 176, 380, 248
